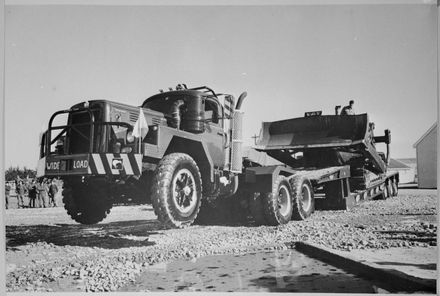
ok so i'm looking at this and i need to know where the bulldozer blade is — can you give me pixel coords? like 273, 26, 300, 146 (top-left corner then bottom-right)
255, 114, 387, 174
256, 114, 370, 150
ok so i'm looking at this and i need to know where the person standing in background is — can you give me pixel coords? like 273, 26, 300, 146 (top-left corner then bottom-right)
5, 182, 11, 209
48, 179, 58, 207
28, 180, 37, 208
36, 179, 49, 208
17, 181, 25, 208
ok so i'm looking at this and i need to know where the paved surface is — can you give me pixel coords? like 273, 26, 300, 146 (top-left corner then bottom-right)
345, 246, 437, 280
122, 248, 391, 293
296, 242, 437, 293
5, 187, 437, 292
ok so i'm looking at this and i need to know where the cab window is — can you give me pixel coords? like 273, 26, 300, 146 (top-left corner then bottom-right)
205, 99, 222, 126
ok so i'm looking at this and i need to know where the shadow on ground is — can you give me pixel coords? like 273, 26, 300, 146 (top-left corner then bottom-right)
6, 219, 165, 249
375, 262, 436, 270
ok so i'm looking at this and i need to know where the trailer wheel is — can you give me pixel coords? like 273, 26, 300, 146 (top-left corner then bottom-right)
248, 192, 267, 226
62, 179, 113, 225
383, 184, 389, 199
151, 153, 202, 228
386, 181, 394, 198
291, 176, 315, 221
377, 183, 389, 200
391, 179, 398, 196
262, 176, 293, 225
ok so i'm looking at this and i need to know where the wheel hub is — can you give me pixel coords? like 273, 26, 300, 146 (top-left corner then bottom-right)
183, 186, 191, 196
301, 184, 312, 212
172, 168, 197, 214
278, 185, 291, 217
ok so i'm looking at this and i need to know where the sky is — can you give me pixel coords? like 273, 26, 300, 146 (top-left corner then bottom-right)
4, 3, 438, 169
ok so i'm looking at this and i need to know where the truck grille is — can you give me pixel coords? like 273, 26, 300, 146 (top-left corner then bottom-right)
67, 110, 102, 154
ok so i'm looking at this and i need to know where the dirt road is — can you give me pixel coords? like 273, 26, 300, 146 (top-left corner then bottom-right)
5, 188, 437, 292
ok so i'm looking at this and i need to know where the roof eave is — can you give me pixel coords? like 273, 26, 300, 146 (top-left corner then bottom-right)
413, 122, 437, 148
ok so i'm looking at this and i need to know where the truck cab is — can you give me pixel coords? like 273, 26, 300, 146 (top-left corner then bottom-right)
36, 85, 247, 228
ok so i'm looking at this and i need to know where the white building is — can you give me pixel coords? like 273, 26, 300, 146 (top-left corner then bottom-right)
413, 123, 437, 189
388, 159, 415, 184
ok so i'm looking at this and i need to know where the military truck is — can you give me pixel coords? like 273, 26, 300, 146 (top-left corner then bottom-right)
37, 84, 398, 228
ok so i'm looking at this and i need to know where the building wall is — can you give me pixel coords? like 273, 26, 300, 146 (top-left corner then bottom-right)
389, 168, 415, 184
416, 127, 437, 188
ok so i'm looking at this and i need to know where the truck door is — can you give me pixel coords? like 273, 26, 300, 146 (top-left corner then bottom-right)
203, 99, 226, 169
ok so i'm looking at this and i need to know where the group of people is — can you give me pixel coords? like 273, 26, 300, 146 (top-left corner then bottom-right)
5, 177, 59, 209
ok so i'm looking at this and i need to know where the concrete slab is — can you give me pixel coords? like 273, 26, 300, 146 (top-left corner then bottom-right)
343, 246, 437, 281
295, 242, 437, 293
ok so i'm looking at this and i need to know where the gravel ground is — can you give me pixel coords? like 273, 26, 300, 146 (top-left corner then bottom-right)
5, 188, 437, 292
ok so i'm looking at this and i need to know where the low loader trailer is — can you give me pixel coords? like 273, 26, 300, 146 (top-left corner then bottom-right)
250, 112, 399, 217
36, 85, 398, 228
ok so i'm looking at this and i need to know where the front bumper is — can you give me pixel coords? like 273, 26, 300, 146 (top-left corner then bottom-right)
37, 153, 143, 177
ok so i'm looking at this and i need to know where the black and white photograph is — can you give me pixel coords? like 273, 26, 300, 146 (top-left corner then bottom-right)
2, 0, 438, 293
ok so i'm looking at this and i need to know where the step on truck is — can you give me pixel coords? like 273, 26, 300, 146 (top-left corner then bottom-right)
36, 84, 398, 227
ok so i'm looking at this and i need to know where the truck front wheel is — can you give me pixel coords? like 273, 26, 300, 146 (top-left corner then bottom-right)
291, 176, 315, 220
62, 179, 113, 225
151, 153, 202, 228
262, 176, 293, 225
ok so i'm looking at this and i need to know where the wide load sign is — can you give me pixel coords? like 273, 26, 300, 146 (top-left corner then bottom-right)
37, 153, 142, 177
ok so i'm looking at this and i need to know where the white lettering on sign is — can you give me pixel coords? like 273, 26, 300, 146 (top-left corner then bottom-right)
73, 160, 89, 169
46, 162, 59, 170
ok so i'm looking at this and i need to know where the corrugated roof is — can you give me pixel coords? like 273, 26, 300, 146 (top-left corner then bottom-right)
413, 122, 437, 148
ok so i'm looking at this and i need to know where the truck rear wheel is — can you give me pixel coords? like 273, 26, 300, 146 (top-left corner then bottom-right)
62, 179, 113, 225
262, 176, 293, 225
151, 153, 202, 228
291, 176, 315, 220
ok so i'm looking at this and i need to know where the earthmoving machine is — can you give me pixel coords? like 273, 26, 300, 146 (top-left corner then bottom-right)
37, 84, 399, 228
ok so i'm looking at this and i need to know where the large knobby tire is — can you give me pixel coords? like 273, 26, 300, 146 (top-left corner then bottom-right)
151, 153, 202, 228
262, 176, 294, 226
291, 176, 315, 221
248, 192, 267, 226
62, 180, 113, 225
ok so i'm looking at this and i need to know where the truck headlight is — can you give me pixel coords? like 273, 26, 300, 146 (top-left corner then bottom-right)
126, 131, 135, 143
